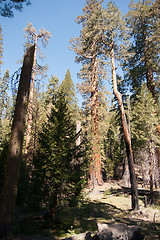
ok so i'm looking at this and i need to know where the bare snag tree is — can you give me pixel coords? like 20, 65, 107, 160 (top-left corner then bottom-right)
111, 44, 139, 210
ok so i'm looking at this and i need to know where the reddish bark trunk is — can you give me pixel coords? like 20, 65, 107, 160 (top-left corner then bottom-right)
89, 57, 102, 187
146, 68, 156, 100
0, 45, 35, 238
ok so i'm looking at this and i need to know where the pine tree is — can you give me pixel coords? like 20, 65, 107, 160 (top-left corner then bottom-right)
30, 91, 84, 214
70, 0, 106, 186
0, 70, 9, 115
0, 25, 2, 71
45, 75, 60, 104
60, 69, 76, 104
0, 70, 11, 147
124, 0, 160, 99
0, 0, 30, 17
59, 69, 80, 122
131, 83, 160, 202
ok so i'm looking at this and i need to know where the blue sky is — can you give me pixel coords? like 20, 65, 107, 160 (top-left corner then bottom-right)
1, 0, 134, 105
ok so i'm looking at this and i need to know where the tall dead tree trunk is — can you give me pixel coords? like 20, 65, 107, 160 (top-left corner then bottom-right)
0, 45, 35, 238
111, 46, 139, 210
90, 57, 103, 187
25, 36, 37, 156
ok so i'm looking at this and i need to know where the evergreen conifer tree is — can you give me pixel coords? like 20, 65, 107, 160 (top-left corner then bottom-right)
45, 75, 60, 105
0, 70, 11, 147
70, 0, 107, 186
0, 25, 2, 71
0, 0, 30, 17
59, 69, 80, 122
30, 91, 84, 214
131, 83, 160, 201
124, 0, 160, 99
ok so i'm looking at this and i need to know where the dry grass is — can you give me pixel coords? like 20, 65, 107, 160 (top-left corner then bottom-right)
13, 181, 160, 239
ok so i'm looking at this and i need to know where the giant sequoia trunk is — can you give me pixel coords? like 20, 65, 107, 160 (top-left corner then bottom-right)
111, 46, 139, 210
0, 45, 35, 238
89, 57, 103, 187
25, 36, 37, 156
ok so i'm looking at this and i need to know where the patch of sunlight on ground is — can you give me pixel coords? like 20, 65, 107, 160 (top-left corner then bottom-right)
101, 195, 132, 210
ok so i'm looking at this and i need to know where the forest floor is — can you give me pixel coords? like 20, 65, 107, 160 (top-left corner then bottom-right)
12, 180, 160, 240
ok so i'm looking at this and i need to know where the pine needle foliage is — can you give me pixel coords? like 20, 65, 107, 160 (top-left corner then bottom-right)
124, 0, 160, 99
131, 83, 160, 150
0, 0, 30, 17
30, 91, 85, 210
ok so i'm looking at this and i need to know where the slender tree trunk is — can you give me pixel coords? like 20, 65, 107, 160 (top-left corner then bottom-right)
149, 154, 154, 204
0, 45, 35, 238
76, 120, 81, 147
111, 46, 139, 210
149, 140, 157, 203
90, 57, 102, 187
25, 36, 37, 156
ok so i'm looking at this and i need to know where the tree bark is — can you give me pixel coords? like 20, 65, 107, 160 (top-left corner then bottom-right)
25, 35, 37, 156
0, 45, 35, 238
90, 57, 102, 187
76, 120, 81, 147
111, 46, 139, 210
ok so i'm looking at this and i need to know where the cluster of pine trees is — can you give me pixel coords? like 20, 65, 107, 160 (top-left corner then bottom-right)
0, 0, 159, 237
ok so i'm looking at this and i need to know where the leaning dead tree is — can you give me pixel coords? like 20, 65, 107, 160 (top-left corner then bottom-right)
0, 45, 35, 238
111, 44, 139, 210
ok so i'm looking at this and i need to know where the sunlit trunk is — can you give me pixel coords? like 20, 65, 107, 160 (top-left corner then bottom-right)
111, 45, 139, 210
90, 57, 102, 187
25, 35, 37, 156
0, 45, 35, 238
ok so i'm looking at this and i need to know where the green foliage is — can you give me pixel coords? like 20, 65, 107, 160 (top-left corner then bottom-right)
0, 0, 31, 17
0, 142, 9, 193
131, 83, 160, 150
71, 0, 104, 61
0, 70, 12, 149
24, 22, 52, 82
45, 75, 60, 105
29, 91, 86, 210
0, 69, 9, 115
103, 1, 129, 58
16, 160, 30, 206
60, 69, 76, 104
0, 26, 2, 70
104, 108, 125, 178
59, 69, 80, 122
123, 0, 160, 98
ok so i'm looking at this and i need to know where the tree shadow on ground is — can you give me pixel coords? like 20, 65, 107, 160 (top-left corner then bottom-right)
13, 189, 160, 239
52, 200, 160, 239
103, 186, 160, 205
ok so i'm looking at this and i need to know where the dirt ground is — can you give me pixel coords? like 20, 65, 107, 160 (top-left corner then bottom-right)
11, 180, 160, 240
86, 180, 160, 239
